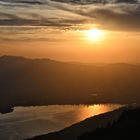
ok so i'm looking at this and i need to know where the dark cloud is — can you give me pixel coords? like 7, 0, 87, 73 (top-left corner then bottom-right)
116, 0, 138, 3
80, 6, 140, 31
0, 37, 64, 42
51, 0, 139, 4
0, 12, 19, 19
15, 0, 43, 5
0, 0, 43, 4
0, 17, 87, 27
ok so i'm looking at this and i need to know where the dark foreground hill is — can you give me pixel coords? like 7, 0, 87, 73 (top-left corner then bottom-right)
78, 106, 140, 140
0, 55, 140, 113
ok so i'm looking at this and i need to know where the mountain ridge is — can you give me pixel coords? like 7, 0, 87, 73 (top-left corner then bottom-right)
0, 55, 140, 113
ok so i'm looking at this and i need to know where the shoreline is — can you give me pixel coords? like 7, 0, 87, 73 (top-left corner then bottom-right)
0, 101, 127, 114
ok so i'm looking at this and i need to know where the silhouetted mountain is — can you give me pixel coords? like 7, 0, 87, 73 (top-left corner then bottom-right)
78, 106, 140, 140
0, 55, 140, 113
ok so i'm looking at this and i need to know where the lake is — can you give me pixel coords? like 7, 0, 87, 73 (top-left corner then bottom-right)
0, 104, 122, 140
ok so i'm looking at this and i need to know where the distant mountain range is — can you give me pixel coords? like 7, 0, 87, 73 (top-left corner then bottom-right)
0, 55, 140, 113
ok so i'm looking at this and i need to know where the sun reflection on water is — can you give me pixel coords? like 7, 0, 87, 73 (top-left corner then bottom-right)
76, 104, 122, 121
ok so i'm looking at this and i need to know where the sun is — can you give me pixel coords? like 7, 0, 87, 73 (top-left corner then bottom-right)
85, 28, 104, 42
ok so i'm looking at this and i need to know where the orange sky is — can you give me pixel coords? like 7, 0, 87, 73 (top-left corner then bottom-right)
0, 27, 140, 63
0, 1, 140, 63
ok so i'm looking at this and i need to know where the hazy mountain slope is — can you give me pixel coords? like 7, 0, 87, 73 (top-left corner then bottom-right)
0, 55, 140, 113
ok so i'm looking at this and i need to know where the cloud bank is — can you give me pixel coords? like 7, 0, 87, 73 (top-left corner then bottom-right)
0, 0, 139, 31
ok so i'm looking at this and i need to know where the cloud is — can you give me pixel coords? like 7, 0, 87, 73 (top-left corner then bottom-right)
0, 0, 139, 31
48, 2, 140, 31
51, 0, 139, 4
78, 4, 140, 31
15, 0, 43, 5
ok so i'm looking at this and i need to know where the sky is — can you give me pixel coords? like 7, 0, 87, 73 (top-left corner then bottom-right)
0, 0, 140, 63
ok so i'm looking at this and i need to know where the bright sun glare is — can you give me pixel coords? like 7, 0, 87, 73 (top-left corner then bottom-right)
85, 28, 104, 42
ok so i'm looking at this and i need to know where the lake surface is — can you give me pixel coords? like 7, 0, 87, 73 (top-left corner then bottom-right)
0, 104, 122, 140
